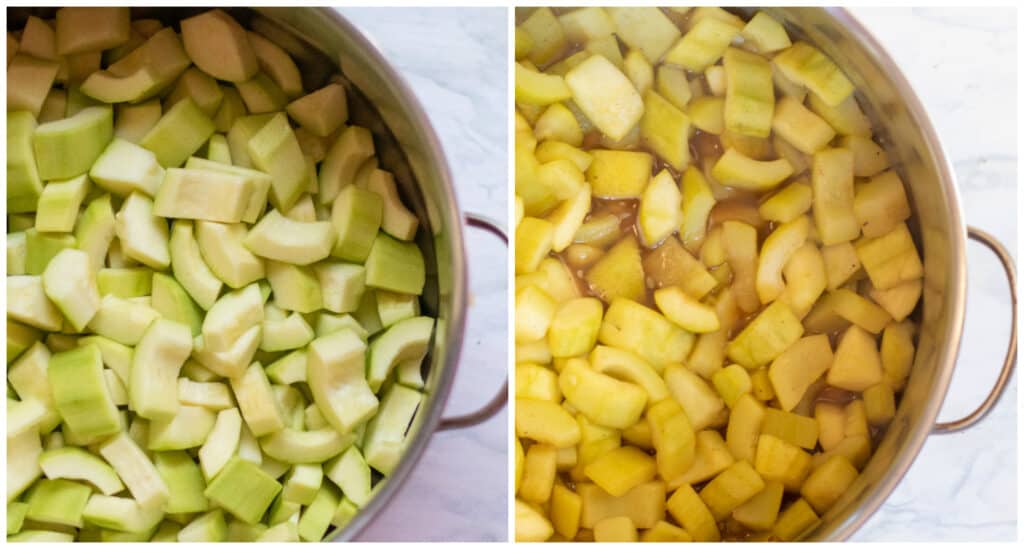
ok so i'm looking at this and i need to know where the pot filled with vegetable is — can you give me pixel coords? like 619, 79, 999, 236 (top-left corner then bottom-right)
7, 6, 505, 542
513, 6, 1016, 542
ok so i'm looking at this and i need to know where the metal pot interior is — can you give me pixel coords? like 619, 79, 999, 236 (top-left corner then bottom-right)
739, 7, 968, 540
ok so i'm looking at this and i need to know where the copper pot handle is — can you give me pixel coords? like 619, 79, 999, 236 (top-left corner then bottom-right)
934, 226, 1017, 434
439, 213, 509, 431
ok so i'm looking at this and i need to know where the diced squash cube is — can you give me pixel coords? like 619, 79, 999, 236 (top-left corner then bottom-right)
741, 12, 791, 53
646, 399, 696, 481
515, 286, 556, 343
726, 394, 764, 462
623, 49, 654, 95
519, 7, 567, 66
656, 64, 692, 111
516, 398, 581, 448
599, 298, 694, 369
547, 297, 603, 358
515, 499, 554, 542
584, 446, 657, 497
565, 55, 644, 141
773, 41, 854, 107
515, 62, 571, 106
515, 217, 554, 275
800, 455, 858, 514
779, 242, 827, 319
854, 170, 911, 238
584, 236, 645, 303
558, 7, 614, 43
560, 358, 647, 429
863, 383, 896, 425
550, 483, 583, 538
881, 321, 915, 391
607, 7, 681, 63
643, 235, 717, 299
578, 481, 666, 529
699, 460, 765, 520
827, 325, 883, 391
869, 278, 921, 322
845, 400, 869, 438
666, 484, 720, 541
772, 498, 820, 541
815, 403, 846, 451
520, 443, 558, 503
664, 17, 738, 71
637, 170, 682, 246
732, 480, 784, 531
855, 223, 923, 291
586, 149, 652, 199
712, 364, 753, 408
516, 363, 560, 402
812, 147, 859, 245
640, 520, 692, 542
664, 365, 726, 431
768, 334, 833, 412
722, 47, 774, 138
772, 96, 835, 154
534, 103, 582, 147
759, 181, 812, 224
841, 135, 889, 177
756, 215, 809, 304
727, 300, 804, 369
671, 430, 735, 488
754, 433, 811, 492
761, 408, 819, 450
829, 288, 892, 334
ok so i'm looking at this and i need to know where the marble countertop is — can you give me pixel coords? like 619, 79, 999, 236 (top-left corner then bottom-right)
337, 7, 509, 542
847, 7, 1017, 542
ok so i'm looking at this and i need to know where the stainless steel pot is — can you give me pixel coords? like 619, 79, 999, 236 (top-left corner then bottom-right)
748, 7, 1017, 540
8, 6, 507, 541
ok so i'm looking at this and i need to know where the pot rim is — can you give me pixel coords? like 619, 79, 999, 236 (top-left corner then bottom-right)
281, 7, 471, 541
815, 7, 968, 540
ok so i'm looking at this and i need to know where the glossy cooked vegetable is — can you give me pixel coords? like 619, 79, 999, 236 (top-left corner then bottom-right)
515, 7, 920, 542
6, 8, 434, 542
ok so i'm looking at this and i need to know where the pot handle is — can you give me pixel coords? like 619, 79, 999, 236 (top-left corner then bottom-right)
438, 213, 509, 431
934, 226, 1017, 434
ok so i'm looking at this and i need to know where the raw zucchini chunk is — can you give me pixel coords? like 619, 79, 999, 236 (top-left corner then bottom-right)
307, 329, 378, 433
35, 174, 91, 233
248, 31, 303, 99
266, 261, 323, 313
166, 67, 225, 118
99, 432, 169, 510
48, 344, 121, 439
319, 125, 375, 204
39, 447, 125, 496
204, 457, 282, 524
247, 112, 306, 211
363, 384, 422, 475
368, 316, 435, 393
87, 294, 160, 346
195, 221, 266, 289
184, 157, 272, 223
180, 9, 259, 83
114, 192, 170, 270
80, 66, 161, 104
8, 55, 61, 117
364, 233, 426, 296
316, 262, 366, 314
115, 100, 162, 144
154, 168, 252, 223
130, 319, 193, 421
8, 275, 64, 331
365, 170, 419, 241
140, 98, 216, 168
773, 41, 855, 107
203, 283, 264, 352
170, 221, 223, 309
259, 427, 355, 464
236, 72, 288, 114
227, 113, 274, 168
25, 478, 93, 528
192, 325, 262, 379
33, 105, 114, 180
8, 111, 45, 213
103, 28, 191, 103
286, 83, 347, 137
244, 209, 335, 265
148, 405, 217, 451
330, 184, 384, 262
151, 273, 205, 336
723, 47, 775, 138
55, 7, 131, 54
88, 139, 164, 198
42, 249, 101, 331
324, 446, 371, 507
25, 228, 76, 275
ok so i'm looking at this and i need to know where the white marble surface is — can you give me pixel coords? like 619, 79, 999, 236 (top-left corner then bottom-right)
336, 8, 509, 542
847, 7, 1017, 542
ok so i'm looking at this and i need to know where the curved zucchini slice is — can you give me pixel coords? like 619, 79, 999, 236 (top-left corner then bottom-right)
259, 428, 355, 464
711, 148, 793, 191
323, 446, 370, 507
39, 447, 125, 496
367, 316, 435, 393
318, 125, 374, 204
169, 220, 222, 310
243, 209, 335, 265
130, 318, 193, 421
202, 283, 263, 352
114, 192, 170, 269
260, 312, 314, 353
199, 408, 242, 481
195, 221, 265, 289
363, 384, 423, 476
148, 405, 217, 451
192, 325, 261, 379
153, 451, 209, 515
49, 344, 122, 440
42, 248, 101, 332
365, 170, 418, 241
307, 329, 378, 434
230, 362, 285, 437
7, 275, 63, 331
82, 494, 164, 533
99, 432, 169, 510
8, 429, 43, 502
